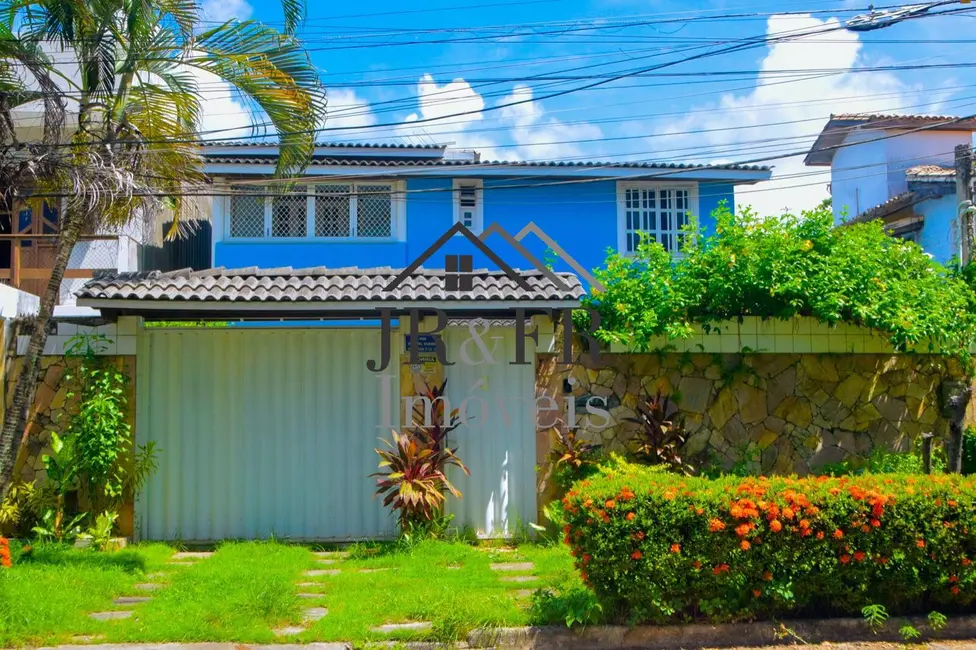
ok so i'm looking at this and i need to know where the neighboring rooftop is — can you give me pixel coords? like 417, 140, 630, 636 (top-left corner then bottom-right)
905, 165, 956, 182
805, 113, 976, 167
847, 191, 926, 225
76, 267, 585, 318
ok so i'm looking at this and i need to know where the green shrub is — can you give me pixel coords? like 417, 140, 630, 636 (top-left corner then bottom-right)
584, 204, 976, 371
561, 461, 976, 623
963, 427, 976, 475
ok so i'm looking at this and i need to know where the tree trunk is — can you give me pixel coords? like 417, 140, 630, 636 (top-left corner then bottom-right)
0, 215, 83, 493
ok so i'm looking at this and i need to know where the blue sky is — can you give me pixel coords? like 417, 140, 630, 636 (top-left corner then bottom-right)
197, 0, 976, 213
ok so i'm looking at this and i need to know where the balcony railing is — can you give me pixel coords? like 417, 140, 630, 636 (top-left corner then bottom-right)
0, 234, 120, 294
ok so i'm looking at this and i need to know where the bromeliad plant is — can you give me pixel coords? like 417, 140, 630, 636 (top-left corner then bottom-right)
373, 429, 468, 527
624, 388, 690, 473
373, 379, 470, 529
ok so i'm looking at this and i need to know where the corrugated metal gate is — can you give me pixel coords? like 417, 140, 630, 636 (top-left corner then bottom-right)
136, 328, 398, 541
444, 327, 537, 537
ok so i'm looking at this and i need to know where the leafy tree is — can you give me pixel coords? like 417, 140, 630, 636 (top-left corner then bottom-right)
584, 203, 976, 370
0, 0, 326, 492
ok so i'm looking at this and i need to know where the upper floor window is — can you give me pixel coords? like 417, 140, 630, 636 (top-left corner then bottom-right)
617, 183, 697, 255
227, 182, 403, 240
453, 179, 483, 234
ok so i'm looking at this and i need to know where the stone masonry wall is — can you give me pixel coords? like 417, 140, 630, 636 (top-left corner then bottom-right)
538, 350, 958, 475
7, 354, 136, 536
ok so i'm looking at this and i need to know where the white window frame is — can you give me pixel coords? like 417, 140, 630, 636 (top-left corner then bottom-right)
616, 181, 698, 256
452, 178, 483, 235
222, 180, 406, 243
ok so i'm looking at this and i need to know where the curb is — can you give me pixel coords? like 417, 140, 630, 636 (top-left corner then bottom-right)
466, 614, 976, 649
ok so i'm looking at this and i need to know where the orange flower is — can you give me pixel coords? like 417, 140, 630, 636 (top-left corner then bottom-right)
693, 560, 702, 570
876, 556, 889, 565
860, 524, 871, 533
870, 519, 881, 528
963, 558, 973, 567
631, 550, 642, 561
840, 554, 851, 564
735, 523, 753, 537
712, 563, 730, 575
763, 570, 773, 581
853, 551, 866, 562
740, 540, 751, 551
583, 499, 593, 508
752, 589, 762, 598
952, 586, 961, 595
709, 518, 726, 532
695, 507, 705, 516
582, 554, 592, 564
634, 531, 646, 541
782, 507, 795, 520
605, 500, 617, 509
816, 531, 825, 540
917, 540, 926, 549
769, 519, 783, 533
833, 529, 844, 539
798, 519, 810, 529
670, 543, 681, 554
626, 512, 635, 521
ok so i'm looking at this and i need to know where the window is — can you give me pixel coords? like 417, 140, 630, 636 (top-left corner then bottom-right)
453, 179, 483, 233
617, 183, 696, 255
227, 182, 402, 240
445, 254, 473, 291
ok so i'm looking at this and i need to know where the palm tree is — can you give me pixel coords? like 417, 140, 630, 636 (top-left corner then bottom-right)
0, 0, 327, 491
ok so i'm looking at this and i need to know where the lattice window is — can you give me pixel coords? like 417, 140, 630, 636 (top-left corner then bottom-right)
229, 186, 265, 238
620, 185, 692, 254
357, 184, 393, 238
314, 185, 351, 237
272, 186, 307, 238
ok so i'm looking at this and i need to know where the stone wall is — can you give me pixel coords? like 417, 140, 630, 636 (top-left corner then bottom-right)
6, 354, 136, 536
537, 350, 959, 475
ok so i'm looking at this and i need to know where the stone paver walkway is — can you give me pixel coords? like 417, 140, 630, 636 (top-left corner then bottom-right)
88, 611, 133, 621
489, 562, 534, 571
370, 621, 432, 633
272, 548, 347, 637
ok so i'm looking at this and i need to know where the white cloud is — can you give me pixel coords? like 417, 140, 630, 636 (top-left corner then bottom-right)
201, 0, 252, 23
650, 14, 927, 215
323, 88, 377, 135
498, 84, 603, 161
188, 65, 255, 141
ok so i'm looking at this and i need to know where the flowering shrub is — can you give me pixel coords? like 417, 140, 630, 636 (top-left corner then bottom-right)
562, 462, 976, 623
0, 536, 11, 568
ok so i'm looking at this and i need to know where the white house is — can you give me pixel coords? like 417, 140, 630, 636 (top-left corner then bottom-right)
805, 113, 976, 262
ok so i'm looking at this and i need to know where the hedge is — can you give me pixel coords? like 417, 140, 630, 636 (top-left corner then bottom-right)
561, 463, 976, 623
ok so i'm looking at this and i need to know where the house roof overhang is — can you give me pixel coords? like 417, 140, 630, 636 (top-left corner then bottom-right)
76, 267, 585, 320
804, 114, 976, 167
844, 191, 930, 227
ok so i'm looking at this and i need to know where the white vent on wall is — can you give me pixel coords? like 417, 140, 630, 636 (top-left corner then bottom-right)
453, 179, 483, 234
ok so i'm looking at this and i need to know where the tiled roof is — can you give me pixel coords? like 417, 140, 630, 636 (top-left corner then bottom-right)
202, 141, 446, 149
906, 165, 956, 180
77, 267, 585, 305
204, 156, 771, 172
805, 113, 976, 166
847, 191, 926, 224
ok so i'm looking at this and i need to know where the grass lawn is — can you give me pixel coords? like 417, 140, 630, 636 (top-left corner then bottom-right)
0, 539, 582, 647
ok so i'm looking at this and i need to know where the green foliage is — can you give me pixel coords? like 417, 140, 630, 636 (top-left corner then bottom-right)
561, 462, 976, 624
541, 427, 603, 493
0, 481, 40, 534
927, 610, 948, 631
862, 603, 889, 629
584, 203, 976, 371
81, 511, 118, 551
963, 427, 976, 475
32, 508, 86, 544
531, 586, 603, 627
899, 623, 922, 642
64, 335, 131, 507
822, 442, 946, 477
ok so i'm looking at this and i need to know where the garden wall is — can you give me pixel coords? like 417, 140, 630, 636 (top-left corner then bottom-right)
536, 318, 967, 476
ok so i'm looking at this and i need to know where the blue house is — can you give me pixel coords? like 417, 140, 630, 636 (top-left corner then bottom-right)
805, 113, 976, 263
205, 142, 771, 280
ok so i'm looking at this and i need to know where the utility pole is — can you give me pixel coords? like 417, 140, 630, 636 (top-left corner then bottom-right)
956, 144, 974, 265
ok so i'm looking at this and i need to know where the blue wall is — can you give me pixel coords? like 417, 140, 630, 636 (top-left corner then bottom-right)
214, 178, 737, 279
917, 195, 957, 264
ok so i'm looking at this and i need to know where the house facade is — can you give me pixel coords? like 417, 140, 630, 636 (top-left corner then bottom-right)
40, 144, 772, 542
805, 113, 976, 263
205, 142, 771, 280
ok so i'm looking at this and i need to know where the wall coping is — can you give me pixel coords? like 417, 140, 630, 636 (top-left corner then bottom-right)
606, 316, 955, 355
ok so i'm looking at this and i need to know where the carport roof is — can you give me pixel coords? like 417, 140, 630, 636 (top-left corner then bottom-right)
76, 266, 585, 318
